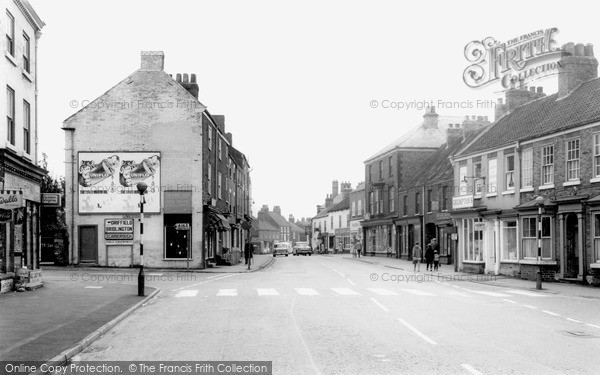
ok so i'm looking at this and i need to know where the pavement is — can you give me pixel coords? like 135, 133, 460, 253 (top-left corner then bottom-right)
0, 254, 272, 366
346, 253, 600, 300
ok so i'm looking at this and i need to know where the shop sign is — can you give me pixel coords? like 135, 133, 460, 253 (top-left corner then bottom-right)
0, 209, 12, 222
0, 193, 22, 209
175, 223, 191, 231
452, 195, 474, 209
104, 219, 134, 245
473, 222, 486, 231
42, 193, 62, 207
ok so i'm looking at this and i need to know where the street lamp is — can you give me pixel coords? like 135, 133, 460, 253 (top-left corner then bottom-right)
534, 195, 544, 290
137, 181, 148, 296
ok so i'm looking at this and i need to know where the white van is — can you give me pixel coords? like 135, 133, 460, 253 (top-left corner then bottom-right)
273, 242, 292, 257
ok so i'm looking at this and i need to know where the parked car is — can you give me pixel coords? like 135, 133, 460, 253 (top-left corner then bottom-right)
293, 241, 313, 256
273, 242, 292, 257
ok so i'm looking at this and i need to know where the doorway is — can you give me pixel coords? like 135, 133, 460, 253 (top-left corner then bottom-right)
565, 213, 579, 278
78, 225, 98, 263
408, 224, 414, 259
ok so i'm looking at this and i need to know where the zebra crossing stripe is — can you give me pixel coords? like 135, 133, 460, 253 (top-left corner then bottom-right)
331, 288, 361, 295
402, 289, 436, 296
175, 290, 198, 298
295, 288, 320, 296
217, 289, 237, 297
257, 288, 279, 296
368, 288, 399, 296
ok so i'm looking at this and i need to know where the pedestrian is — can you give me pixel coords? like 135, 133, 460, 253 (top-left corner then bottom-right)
433, 250, 440, 271
412, 242, 422, 272
425, 239, 435, 271
430, 238, 439, 269
387, 247, 392, 258
355, 240, 362, 258
244, 239, 253, 269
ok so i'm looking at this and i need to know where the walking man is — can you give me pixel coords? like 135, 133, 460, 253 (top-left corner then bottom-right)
244, 239, 253, 270
354, 240, 362, 258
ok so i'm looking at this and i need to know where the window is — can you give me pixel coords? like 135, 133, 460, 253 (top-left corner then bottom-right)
369, 191, 374, 215
23, 33, 30, 73
441, 186, 448, 211
487, 158, 497, 193
164, 215, 191, 259
521, 148, 533, 187
595, 135, 600, 178
389, 187, 395, 212
505, 155, 515, 190
358, 199, 362, 216
463, 218, 483, 261
352, 201, 356, 216
542, 145, 554, 185
208, 127, 212, 150
331, 216, 334, 229
208, 164, 212, 195
23, 100, 30, 154
6, 86, 15, 145
594, 214, 600, 263
473, 161, 483, 195
415, 192, 421, 214
218, 138, 222, 160
566, 139, 580, 181
217, 172, 222, 199
338, 215, 341, 227
427, 189, 433, 212
368, 165, 372, 182
6, 11, 14, 56
379, 160, 383, 179
389, 156, 393, 176
459, 165, 468, 195
501, 220, 517, 260
521, 216, 552, 259
403, 195, 407, 215
374, 189, 380, 214
378, 189, 383, 214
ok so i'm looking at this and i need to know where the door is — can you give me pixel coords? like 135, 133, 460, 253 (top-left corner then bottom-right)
565, 213, 579, 278
408, 224, 414, 259
78, 226, 98, 262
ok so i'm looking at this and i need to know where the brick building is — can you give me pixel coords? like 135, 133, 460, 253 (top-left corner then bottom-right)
349, 182, 365, 248
451, 42, 600, 285
0, 0, 44, 292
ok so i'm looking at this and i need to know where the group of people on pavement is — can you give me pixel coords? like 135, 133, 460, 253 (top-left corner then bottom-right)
412, 238, 440, 272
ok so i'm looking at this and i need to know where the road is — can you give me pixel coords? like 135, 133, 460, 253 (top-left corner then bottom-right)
61, 255, 600, 375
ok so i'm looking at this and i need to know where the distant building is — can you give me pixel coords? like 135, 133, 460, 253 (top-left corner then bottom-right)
312, 181, 352, 252
349, 182, 365, 246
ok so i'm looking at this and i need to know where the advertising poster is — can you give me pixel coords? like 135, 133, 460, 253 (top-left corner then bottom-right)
78, 152, 161, 213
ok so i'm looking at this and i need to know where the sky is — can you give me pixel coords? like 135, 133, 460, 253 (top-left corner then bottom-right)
30, 0, 600, 221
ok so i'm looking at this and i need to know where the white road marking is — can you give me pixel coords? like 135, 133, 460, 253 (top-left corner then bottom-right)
447, 291, 468, 297
368, 288, 400, 296
566, 318, 582, 323
206, 274, 223, 279
452, 285, 460, 288
506, 290, 548, 297
217, 289, 237, 297
397, 318, 438, 345
84, 286, 103, 289
542, 310, 560, 317
403, 289, 436, 296
522, 305, 537, 309
441, 282, 451, 286
171, 273, 238, 291
370, 298, 390, 312
330, 268, 345, 277
461, 363, 483, 375
347, 278, 356, 286
175, 290, 198, 298
295, 288, 320, 296
257, 288, 279, 296
469, 291, 510, 297
331, 288, 361, 296
502, 299, 517, 304
586, 323, 600, 329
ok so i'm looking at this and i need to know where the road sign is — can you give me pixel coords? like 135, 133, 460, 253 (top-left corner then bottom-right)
42, 193, 62, 207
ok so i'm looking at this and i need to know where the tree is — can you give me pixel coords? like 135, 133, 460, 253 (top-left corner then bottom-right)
41, 174, 69, 265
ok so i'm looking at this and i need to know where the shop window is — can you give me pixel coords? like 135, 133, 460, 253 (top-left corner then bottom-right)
462, 218, 483, 261
501, 220, 517, 260
164, 214, 191, 259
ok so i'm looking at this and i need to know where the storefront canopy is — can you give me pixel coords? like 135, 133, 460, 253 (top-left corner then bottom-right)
204, 206, 230, 232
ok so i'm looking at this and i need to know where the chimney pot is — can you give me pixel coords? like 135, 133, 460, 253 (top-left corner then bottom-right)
537, 87, 543, 93
140, 51, 164, 71
575, 43, 585, 56
183, 73, 189, 83
585, 44, 594, 57
563, 42, 575, 56
529, 87, 536, 93
191, 73, 197, 83
176, 73, 182, 82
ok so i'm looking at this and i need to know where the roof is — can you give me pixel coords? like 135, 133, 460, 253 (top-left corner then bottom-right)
459, 78, 600, 156
289, 221, 305, 233
265, 211, 291, 227
402, 128, 488, 191
365, 115, 466, 162
328, 196, 350, 213
230, 146, 249, 169
258, 221, 279, 232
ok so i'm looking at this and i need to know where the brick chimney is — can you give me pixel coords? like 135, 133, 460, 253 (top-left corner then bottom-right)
325, 195, 333, 208
340, 182, 353, 199
317, 205, 323, 214
273, 206, 282, 215
332, 180, 339, 199
225, 132, 233, 145
212, 115, 225, 134
423, 106, 439, 129
177, 72, 199, 99
495, 85, 546, 119
446, 128, 464, 144
558, 42, 598, 98
140, 51, 164, 71
289, 214, 295, 223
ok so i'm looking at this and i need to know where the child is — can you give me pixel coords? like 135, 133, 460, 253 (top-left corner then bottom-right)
433, 250, 440, 271
412, 242, 422, 272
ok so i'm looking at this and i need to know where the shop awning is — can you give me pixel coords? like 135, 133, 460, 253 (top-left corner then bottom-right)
204, 206, 230, 232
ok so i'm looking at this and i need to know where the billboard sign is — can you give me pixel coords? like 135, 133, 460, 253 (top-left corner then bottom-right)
78, 152, 161, 213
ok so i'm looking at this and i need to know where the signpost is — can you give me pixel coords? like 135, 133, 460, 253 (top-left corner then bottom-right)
104, 219, 134, 245
41, 193, 61, 207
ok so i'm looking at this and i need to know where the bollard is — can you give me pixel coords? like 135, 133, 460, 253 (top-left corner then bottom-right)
536, 269, 542, 290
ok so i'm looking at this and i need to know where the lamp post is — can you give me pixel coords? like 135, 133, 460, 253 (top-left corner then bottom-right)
534, 195, 544, 290
137, 182, 148, 296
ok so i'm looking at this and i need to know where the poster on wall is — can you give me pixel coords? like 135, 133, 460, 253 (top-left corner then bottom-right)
78, 152, 161, 213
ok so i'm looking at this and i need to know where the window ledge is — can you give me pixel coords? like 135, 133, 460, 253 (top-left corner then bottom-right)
22, 69, 33, 82
590, 263, 600, 269
500, 260, 519, 263
162, 258, 193, 261
519, 259, 557, 265
591, 177, 600, 184
22, 152, 32, 162
563, 180, 581, 187
486, 192, 497, 198
4, 51, 17, 66
4, 141, 17, 152
474, 194, 482, 199
502, 190, 515, 196
463, 260, 485, 264
520, 187, 534, 193
539, 184, 555, 191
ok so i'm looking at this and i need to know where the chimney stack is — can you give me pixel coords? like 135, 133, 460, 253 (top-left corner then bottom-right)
177, 72, 199, 99
140, 51, 164, 71
325, 195, 333, 208
289, 214, 295, 223
558, 42, 598, 98
332, 180, 339, 199
225, 132, 233, 145
273, 206, 281, 215
213, 115, 226, 134
423, 106, 439, 129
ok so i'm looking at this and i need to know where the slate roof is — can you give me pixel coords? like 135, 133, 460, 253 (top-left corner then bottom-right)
265, 212, 291, 227
459, 77, 600, 156
365, 116, 467, 162
289, 221, 305, 233
258, 221, 279, 232
327, 196, 350, 213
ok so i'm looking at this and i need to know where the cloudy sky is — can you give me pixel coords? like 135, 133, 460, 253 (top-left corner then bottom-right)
31, 0, 599, 220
